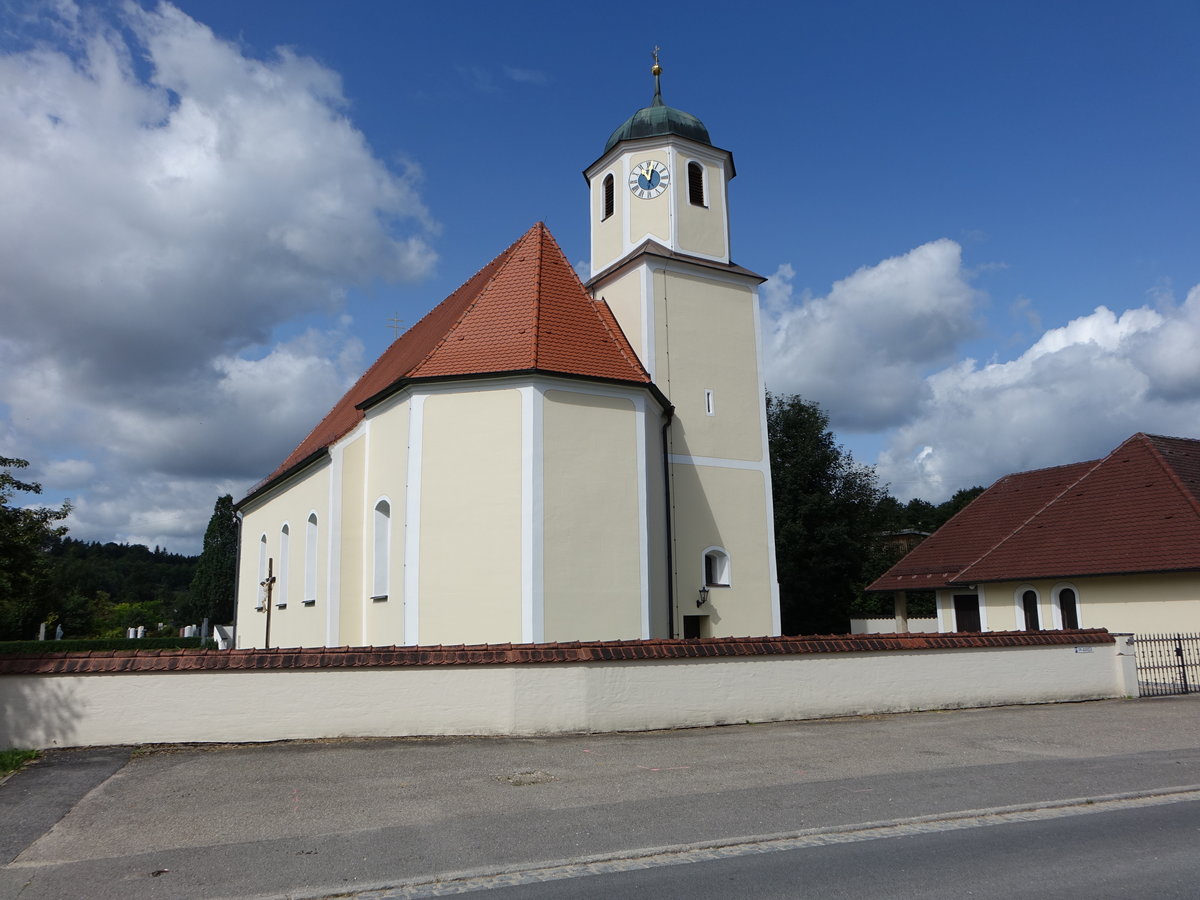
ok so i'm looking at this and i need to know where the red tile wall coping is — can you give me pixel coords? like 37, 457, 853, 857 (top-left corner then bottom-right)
0, 630, 1114, 675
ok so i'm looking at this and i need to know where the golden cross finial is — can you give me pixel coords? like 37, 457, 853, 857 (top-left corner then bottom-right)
651, 46, 662, 76
386, 312, 404, 339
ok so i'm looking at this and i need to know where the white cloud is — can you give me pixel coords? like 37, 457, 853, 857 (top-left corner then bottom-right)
762, 239, 981, 430
504, 66, 548, 85
0, 2, 435, 553
876, 286, 1200, 501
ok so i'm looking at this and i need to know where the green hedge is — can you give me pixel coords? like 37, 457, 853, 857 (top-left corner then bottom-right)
0, 637, 217, 654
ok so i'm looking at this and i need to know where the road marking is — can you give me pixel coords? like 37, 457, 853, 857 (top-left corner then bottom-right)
283, 785, 1200, 899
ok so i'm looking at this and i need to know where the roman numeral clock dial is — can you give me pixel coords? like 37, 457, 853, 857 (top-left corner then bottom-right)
629, 160, 669, 199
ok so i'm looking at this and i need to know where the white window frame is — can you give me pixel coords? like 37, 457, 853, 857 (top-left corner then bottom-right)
602, 172, 615, 221
1051, 582, 1082, 630
304, 512, 318, 605
703, 546, 731, 587
1014, 585, 1041, 631
372, 498, 391, 601
277, 523, 290, 608
686, 159, 707, 208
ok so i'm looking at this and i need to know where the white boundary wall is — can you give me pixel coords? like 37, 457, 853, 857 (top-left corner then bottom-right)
2, 641, 1138, 749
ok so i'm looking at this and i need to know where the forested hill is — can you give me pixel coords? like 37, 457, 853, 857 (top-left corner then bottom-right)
40, 538, 199, 639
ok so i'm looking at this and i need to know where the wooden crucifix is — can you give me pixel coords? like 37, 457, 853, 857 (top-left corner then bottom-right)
260, 557, 276, 649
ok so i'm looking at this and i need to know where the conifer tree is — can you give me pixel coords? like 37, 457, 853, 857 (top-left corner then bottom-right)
185, 494, 238, 625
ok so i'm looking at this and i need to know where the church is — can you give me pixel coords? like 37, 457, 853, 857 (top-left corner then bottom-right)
234, 63, 780, 648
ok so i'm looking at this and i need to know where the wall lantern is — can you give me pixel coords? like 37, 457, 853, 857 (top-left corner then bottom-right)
697, 585, 710, 607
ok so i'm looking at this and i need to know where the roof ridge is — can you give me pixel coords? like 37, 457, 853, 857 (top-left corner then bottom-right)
955, 455, 1105, 581
594, 297, 650, 380
533, 222, 545, 370
411, 225, 539, 376
1139, 432, 1200, 520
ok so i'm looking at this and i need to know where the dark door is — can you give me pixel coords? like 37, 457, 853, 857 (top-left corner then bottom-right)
953, 594, 981, 632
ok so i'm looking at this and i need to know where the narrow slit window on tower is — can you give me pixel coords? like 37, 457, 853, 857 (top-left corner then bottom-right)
602, 174, 615, 220
688, 161, 705, 207
705, 389, 715, 416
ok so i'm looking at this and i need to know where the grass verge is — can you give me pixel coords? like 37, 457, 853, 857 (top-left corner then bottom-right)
0, 748, 40, 775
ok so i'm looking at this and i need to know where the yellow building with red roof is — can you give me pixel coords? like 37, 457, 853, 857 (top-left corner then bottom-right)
235, 66, 780, 648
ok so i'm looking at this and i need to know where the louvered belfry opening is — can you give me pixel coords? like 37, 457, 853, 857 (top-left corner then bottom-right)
603, 174, 614, 219
687, 161, 705, 206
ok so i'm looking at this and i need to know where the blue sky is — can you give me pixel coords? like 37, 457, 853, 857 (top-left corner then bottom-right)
2, 0, 1198, 552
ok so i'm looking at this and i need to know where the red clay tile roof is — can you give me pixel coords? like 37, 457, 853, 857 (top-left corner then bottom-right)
869, 433, 1200, 591
252, 224, 650, 493
869, 459, 1098, 591
0, 630, 1114, 674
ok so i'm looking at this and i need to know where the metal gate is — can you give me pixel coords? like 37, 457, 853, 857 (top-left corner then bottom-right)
1135, 633, 1200, 697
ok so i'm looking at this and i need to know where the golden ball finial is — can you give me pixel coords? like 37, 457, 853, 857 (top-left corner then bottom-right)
652, 62, 662, 76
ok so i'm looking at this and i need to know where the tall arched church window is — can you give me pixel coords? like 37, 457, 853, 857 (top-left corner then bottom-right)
304, 513, 318, 605
687, 161, 705, 207
703, 547, 730, 587
602, 174, 615, 220
278, 524, 290, 607
373, 500, 391, 601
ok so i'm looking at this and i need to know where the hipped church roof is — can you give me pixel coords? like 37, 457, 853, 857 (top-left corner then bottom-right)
253, 223, 651, 494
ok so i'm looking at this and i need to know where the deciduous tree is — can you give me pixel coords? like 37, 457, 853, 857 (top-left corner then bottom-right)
0, 457, 71, 640
767, 395, 885, 635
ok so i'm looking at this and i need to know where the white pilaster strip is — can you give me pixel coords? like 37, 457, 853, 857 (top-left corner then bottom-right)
634, 395, 650, 639
326, 444, 343, 647
751, 284, 783, 636
403, 394, 426, 646
360, 418, 371, 647
641, 264, 656, 380
521, 385, 545, 643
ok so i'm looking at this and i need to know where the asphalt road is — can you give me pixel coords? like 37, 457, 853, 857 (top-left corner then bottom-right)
476, 797, 1200, 899
2, 695, 1198, 899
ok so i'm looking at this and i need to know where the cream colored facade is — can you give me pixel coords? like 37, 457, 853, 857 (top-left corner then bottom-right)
237, 377, 671, 648
237, 90, 779, 647
936, 572, 1200, 635
585, 114, 781, 639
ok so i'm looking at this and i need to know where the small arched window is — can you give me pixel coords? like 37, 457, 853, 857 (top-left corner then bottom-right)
1020, 589, 1040, 631
304, 513, 318, 605
602, 174, 615, 220
277, 524, 290, 607
1056, 586, 1080, 630
703, 547, 730, 587
687, 161, 705, 207
373, 500, 391, 600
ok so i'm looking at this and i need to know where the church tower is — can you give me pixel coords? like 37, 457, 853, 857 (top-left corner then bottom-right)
584, 56, 781, 637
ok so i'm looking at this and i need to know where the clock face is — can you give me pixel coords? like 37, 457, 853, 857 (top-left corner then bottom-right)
629, 160, 669, 199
